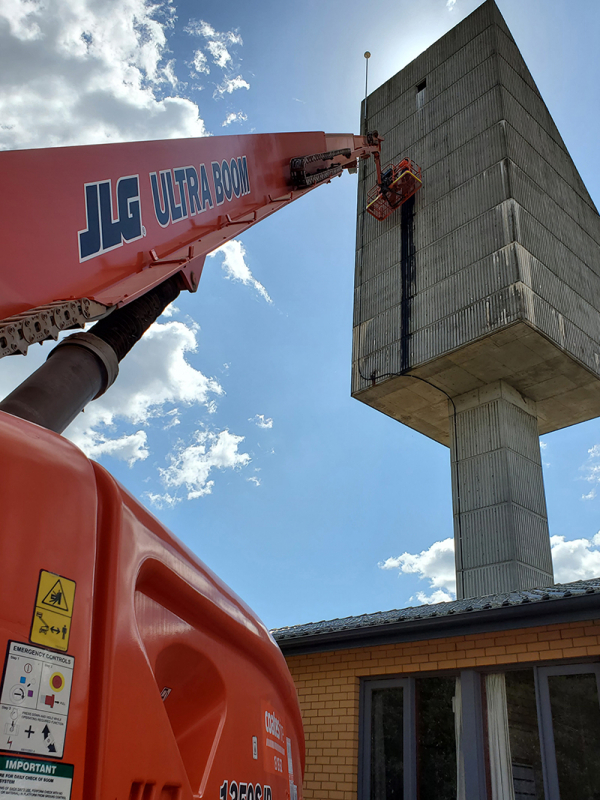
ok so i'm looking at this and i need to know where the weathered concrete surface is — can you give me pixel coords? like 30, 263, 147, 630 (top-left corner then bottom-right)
359, 322, 600, 445
450, 381, 553, 598
352, 0, 600, 444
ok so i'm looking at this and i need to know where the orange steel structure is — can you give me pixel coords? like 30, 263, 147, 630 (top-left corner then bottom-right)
0, 130, 383, 799
0, 132, 380, 356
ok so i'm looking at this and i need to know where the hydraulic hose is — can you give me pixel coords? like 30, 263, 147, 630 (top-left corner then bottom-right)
0, 275, 182, 434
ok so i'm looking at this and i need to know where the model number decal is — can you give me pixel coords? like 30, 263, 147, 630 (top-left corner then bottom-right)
220, 781, 271, 800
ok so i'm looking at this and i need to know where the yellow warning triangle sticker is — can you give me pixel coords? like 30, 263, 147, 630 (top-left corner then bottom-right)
41, 579, 69, 613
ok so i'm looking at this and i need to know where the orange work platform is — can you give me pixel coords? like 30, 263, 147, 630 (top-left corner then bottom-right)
0, 411, 304, 800
366, 158, 422, 221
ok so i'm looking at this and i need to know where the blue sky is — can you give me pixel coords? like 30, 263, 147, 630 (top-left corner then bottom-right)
1, 0, 600, 629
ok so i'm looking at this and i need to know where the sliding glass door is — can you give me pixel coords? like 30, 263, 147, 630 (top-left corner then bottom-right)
536, 664, 600, 800
360, 676, 458, 800
360, 678, 414, 800
360, 665, 600, 800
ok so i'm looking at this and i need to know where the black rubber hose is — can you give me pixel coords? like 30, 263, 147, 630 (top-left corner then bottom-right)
90, 274, 181, 362
0, 275, 182, 433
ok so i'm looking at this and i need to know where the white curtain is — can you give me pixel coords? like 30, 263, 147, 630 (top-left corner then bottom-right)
453, 677, 466, 800
486, 673, 516, 800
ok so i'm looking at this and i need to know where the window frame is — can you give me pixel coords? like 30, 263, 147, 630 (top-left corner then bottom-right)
358, 662, 600, 800
359, 671, 487, 800
358, 676, 416, 800
535, 663, 600, 800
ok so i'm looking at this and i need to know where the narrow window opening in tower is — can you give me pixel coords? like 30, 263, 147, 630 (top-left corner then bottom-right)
416, 80, 426, 109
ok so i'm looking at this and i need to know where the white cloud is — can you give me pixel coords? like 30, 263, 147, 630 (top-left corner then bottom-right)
163, 410, 180, 430
247, 476, 261, 487
162, 59, 178, 89
145, 491, 178, 509
415, 588, 455, 604
0, 0, 207, 150
0, 319, 229, 472
215, 76, 250, 96
160, 303, 179, 319
158, 429, 251, 501
380, 538, 457, 601
250, 414, 273, 429
208, 240, 272, 303
446, 0, 456, 10
207, 40, 233, 69
186, 20, 216, 38
64, 320, 223, 461
380, 533, 600, 604
191, 49, 209, 75
222, 111, 247, 127
581, 444, 600, 499
82, 430, 149, 465
185, 19, 243, 75
550, 534, 600, 583
540, 439, 551, 467
2, 0, 44, 40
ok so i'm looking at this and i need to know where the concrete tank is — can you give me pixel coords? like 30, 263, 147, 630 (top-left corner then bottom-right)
353, 0, 600, 597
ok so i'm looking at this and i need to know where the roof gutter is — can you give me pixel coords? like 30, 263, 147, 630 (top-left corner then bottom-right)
274, 593, 600, 656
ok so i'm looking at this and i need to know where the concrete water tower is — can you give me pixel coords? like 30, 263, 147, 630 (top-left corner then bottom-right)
353, 0, 600, 599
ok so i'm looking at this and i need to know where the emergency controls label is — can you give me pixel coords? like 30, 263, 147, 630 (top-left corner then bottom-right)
0, 755, 73, 799
0, 643, 74, 759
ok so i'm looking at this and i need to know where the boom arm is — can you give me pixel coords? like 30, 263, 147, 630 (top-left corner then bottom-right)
0, 131, 380, 358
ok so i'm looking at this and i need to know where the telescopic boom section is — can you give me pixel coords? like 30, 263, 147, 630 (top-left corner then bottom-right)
0, 131, 380, 357
0, 130, 381, 432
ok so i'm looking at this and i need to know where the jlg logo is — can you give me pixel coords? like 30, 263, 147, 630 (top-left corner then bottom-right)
78, 175, 143, 262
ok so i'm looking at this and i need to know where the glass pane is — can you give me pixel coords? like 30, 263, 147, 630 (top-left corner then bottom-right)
548, 672, 600, 800
370, 687, 403, 800
505, 670, 544, 800
416, 677, 457, 800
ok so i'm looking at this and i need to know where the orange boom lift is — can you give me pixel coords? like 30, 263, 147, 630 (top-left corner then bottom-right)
0, 128, 418, 799
365, 156, 422, 221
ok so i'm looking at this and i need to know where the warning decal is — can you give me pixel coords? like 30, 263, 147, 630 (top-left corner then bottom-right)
40, 581, 70, 615
0, 642, 74, 759
0, 755, 73, 799
30, 572, 76, 653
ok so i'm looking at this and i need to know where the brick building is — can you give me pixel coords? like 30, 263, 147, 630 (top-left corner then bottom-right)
273, 580, 600, 800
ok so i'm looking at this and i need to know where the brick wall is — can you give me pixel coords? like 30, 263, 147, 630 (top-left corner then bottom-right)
285, 618, 600, 800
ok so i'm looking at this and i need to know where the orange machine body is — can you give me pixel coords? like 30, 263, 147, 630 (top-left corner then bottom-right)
0, 410, 304, 799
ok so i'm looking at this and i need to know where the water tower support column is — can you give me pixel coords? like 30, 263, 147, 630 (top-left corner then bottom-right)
450, 381, 554, 600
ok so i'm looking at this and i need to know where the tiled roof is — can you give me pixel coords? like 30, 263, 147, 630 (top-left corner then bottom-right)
272, 578, 600, 647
